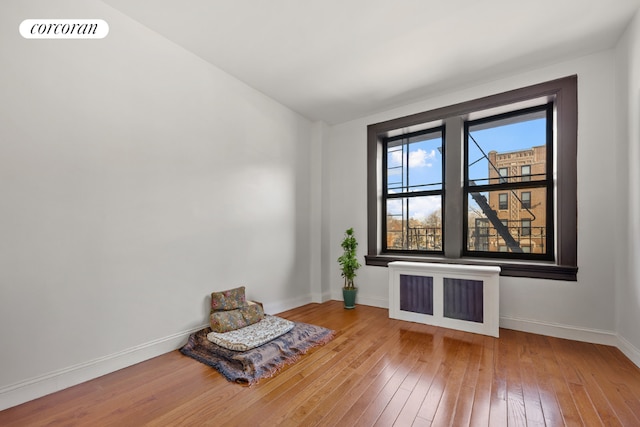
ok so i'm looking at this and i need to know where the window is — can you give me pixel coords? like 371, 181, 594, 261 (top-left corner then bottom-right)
474, 218, 489, 251
384, 128, 444, 252
367, 76, 578, 280
498, 193, 508, 210
465, 104, 551, 258
498, 167, 509, 183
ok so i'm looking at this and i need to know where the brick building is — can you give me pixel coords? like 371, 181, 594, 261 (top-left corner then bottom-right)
474, 145, 547, 254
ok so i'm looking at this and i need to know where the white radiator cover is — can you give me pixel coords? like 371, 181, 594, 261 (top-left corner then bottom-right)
389, 261, 500, 337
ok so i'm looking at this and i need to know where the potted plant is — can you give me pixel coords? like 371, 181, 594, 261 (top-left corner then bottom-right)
338, 227, 361, 309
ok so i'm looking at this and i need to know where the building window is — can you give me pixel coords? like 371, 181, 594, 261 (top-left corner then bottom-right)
498, 193, 508, 210
367, 76, 578, 280
474, 218, 489, 251
521, 191, 531, 209
498, 167, 509, 184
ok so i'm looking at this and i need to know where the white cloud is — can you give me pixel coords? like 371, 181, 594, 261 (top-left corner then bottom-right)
389, 151, 403, 168
390, 148, 436, 169
409, 148, 436, 167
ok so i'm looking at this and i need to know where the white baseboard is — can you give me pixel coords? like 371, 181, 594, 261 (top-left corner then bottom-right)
617, 335, 640, 368
500, 316, 640, 370
0, 325, 206, 412
310, 291, 332, 304
356, 295, 388, 309
499, 315, 618, 346
266, 295, 314, 315
330, 290, 388, 309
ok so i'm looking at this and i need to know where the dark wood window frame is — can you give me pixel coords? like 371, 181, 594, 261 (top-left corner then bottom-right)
382, 127, 445, 253
463, 103, 554, 262
366, 76, 578, 281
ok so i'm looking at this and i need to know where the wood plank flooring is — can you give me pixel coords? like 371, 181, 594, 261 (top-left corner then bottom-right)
2, 300, 640, 426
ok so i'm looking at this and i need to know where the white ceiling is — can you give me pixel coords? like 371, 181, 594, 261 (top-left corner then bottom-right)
102, 0, 640, 124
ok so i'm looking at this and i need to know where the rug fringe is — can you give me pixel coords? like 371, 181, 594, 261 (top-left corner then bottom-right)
245, 330, 336, 386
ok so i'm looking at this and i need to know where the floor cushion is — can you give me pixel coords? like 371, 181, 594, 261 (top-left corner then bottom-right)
210, 286, 247, 311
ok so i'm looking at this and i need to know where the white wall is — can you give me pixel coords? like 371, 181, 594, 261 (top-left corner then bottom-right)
0, 0, 313, 409
327, 50, 622, 344
616, 10, 640, 365
309, 121, 332, 303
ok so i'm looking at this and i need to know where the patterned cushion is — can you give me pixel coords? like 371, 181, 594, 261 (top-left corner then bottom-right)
207, 315, 295, 351
210, 286, 247, 311
210, 303, 265, 333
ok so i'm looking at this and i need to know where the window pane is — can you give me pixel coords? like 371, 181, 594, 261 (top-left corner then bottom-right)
498, 167, 508, 183
386, 130, 443, 193
467, 110, 547, 185
499, 193, 508, 210
386, 195, 442, 251
467, 189, 547, 254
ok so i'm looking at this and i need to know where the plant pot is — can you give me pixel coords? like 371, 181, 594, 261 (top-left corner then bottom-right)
342, 287, 357, 309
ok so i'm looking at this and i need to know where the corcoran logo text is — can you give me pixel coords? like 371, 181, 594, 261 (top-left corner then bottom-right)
20, 19, 109, 39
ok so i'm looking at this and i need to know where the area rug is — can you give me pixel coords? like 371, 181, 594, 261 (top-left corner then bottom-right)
180, 321, 335, 385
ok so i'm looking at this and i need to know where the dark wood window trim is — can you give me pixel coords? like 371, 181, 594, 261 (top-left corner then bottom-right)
366, 76, 578, 281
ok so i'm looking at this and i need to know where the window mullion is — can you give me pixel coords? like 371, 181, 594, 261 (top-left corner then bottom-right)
403, 139, 409, 248
443, 116, 463, 258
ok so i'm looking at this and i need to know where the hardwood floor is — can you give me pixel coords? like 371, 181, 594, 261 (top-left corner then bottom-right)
2, 300, 640, 426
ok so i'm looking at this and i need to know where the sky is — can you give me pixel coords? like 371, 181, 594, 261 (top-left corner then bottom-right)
387, 114, 546, 220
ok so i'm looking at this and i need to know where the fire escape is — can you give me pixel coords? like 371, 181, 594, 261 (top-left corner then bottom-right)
468, 134, 538, 253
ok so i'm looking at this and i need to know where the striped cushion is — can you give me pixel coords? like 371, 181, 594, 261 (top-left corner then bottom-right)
209, 302, 264, 333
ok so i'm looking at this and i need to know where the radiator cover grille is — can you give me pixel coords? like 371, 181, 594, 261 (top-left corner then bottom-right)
400, 274, 433, 315
443, 278, 483, 323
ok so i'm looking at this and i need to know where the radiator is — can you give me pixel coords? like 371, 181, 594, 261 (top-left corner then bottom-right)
388, 261, 500, 337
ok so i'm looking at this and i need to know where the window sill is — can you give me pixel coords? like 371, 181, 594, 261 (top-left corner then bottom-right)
365, 255, 577, 281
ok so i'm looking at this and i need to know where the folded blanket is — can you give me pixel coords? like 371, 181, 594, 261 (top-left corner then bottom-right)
207, 315, 295, 351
